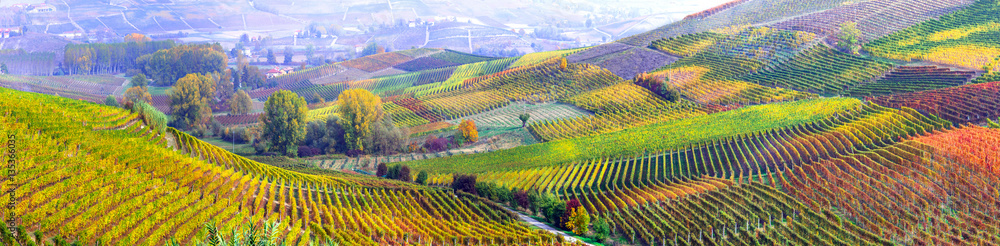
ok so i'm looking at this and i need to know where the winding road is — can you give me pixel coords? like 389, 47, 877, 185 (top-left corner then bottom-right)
501, 206, 594, 245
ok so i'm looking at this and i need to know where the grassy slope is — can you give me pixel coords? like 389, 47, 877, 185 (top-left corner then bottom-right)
402, 97, 862, 174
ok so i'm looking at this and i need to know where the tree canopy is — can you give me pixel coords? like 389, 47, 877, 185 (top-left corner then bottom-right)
458, 119, 478, 143
139, 44, 227, 86
337, 88, 384, 152
130, 74, 149, 88
230, 90, 253, 115
261, 90, 309, 157
170, 73, 216, 129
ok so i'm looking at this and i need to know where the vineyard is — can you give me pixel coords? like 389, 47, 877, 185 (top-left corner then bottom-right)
740, 44, 895, 95
418, 59, 620, 120
339, 52, 415, 72
0, 74, 124, 102
863, 0, 1000, 69
843, 66, 977, 97
10, 0, 1000, 244
445, 102, 592, 129
530, 83, 707, 141
0, 87, 571, 246
868, 81, 1000, 123
400, 98, 866, 174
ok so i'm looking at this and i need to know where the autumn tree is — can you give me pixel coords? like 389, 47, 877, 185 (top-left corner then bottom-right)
565, 206, 590, 235
124, 33, 151, 42
337, 88, 384, 152
559, 57, 568, 70
170, 73, 216, 129
124, 86, 152, 104
139, 44, 227, 86
458, 119, 478, 143
230, 90, 253, 115
216, 69, 235, 101
260, 90, 308, 157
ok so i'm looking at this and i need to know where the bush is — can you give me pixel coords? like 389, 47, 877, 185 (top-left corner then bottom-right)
512, 189, 530, 209
345, 149, 364, 157
398, 165, 412, 182
297, 145, 322, 157
451, 174, 477, 195
416, 170, 428, 185
423, 135, 450, 152
376, 163, 388, 177
592, 217, 610, 241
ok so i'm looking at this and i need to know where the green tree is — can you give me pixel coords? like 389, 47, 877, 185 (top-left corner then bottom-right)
591, 217, 610, 241
283, 47, 294, 64
337, 88, 384, 152
416, 170, 429, 185
266, 49, 277, 64
837, 22, 862, 54
261, 90, 308, 157
139, 44, 227, 86
360, 43, 378, 57
230, 90, 253, 115
104, 95, 120, 107
0, 63, 7, 74
130, 73, 149, 88
170, 73, 216, 129
518, 113, 530, 127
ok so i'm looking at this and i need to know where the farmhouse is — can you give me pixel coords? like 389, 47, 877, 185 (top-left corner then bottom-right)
28, 4, 56, 13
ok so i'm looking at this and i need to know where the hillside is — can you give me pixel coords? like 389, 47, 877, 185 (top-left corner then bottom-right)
3, 0, 1000, 245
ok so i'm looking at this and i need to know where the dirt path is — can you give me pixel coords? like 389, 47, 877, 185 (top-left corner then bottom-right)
501, 206, 594, 245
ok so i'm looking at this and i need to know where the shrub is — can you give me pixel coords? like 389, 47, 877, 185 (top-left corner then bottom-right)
423, 135, 450, 152
451, 174, 477, 195
592, 217, 610, 241
398, 165, 412, 182
565, 206, 590, 235
376, 163, 388, 177
512, 189, 530, 209
297, 145, 322, 157
416, 170, 428, 185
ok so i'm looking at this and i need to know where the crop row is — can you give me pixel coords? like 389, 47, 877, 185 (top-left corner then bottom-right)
863, 0, 1000, 69
530, 82, 706, 141
652, 66, 815, 105
0, 88, 562, 245
400, 98, 867, 174
419, 59, 620, 120
777, 126, 1000, 243
741, 44, 894, 96
843, 66, 976, 97
868, 81, 1000, 123
214, 113, 262, 126
649, 32, 726, 57
340, 52, 415, 72
265, 65, 342, 88
383, 102, 431, 128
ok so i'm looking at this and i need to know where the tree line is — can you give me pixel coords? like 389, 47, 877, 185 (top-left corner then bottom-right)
63, 38, 176, 75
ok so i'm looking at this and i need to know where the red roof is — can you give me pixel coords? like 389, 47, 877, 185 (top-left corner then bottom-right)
266, 68, 281, 73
